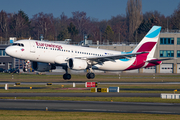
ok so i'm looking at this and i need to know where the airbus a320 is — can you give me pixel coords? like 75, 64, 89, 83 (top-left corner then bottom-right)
5, 26, 173, 80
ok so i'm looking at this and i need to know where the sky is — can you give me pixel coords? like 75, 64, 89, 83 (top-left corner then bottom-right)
0, 0, 179, 21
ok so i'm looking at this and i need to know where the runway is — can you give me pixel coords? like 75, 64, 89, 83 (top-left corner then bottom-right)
0, 99, 180, 114
0, 93, 160, 97
1, 82, 180, 85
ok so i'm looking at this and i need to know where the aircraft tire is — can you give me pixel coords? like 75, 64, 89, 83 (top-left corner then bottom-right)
86, 73, 90, 79
63, 73, 71, 80
86, 73, 95, 79
66, 73, 71, 80
89, 73, 95, 79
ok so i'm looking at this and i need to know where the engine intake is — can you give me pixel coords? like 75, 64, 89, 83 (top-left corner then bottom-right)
68, 58, 88, 70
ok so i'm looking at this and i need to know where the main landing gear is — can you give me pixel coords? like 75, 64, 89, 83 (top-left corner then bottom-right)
62, 65, 71, 80
62, 64, 95, 80
86, 72, 95, 79
86, 68, 95, 79
63, 73, 71, 80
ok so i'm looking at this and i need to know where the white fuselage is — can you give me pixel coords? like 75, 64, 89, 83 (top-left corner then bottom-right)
6, 40, 137, 71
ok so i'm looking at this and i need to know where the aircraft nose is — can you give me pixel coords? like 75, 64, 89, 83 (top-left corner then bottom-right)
5, 47, 13, 56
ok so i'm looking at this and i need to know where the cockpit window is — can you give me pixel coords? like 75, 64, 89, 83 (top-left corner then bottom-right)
12, 43, 24, 47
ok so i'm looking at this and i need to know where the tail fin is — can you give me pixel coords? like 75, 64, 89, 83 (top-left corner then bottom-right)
132, 26, 161, 58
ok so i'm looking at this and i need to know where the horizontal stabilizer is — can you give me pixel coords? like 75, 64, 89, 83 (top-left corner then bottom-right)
146, 58, 176, 63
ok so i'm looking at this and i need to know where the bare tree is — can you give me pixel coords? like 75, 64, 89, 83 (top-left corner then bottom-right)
54, 12, 70, 41
71, 11, 90, 40
0, 10, 9, 40
89, 22, 100, 42
170, 2, 180, 29
31, 12, 55, 40
13, 10, 30, 38
109, 15, 128, 43
126, 0, 143, 42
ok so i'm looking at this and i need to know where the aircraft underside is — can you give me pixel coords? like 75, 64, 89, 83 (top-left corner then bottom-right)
61, 61, 132, 80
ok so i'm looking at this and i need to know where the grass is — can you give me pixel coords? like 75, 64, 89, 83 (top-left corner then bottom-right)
0, 110, 180, 120
0, 84, 180, 93
1, 73, 180, 82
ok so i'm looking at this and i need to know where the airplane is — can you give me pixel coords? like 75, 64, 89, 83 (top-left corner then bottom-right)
5, 26, 173, 80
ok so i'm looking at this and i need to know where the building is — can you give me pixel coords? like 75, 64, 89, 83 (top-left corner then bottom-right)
155, 31, 180, 73
0, 45, 13, 70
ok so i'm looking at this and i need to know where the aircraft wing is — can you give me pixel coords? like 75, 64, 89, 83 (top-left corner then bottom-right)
75, 51, 148, 64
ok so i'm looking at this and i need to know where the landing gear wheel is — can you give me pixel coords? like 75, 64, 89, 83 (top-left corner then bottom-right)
86, 73, 95, 79
63, 73, 71, 80
86, 73, 90, 79
89, 73, 95, 79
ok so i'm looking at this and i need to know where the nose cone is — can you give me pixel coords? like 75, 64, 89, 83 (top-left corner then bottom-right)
5, 47, 13, 57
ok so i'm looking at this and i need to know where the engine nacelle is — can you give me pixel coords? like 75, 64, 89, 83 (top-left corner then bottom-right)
32, 62, 56, 72
68, 58, 88, 70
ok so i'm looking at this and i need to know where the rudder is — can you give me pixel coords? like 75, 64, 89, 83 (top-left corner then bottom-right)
132, 26, 161, 58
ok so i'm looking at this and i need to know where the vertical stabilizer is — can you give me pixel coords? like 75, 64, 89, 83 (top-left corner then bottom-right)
132, 26, 161, 58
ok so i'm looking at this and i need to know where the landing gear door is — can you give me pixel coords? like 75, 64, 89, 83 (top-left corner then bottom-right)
30, 41, 36, 53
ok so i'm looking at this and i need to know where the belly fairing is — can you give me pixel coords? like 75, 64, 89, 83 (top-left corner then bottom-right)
94, 57, 136, 71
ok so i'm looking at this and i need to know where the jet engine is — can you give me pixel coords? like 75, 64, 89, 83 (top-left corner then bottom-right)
32, 62, 56, 72
68, 58, 88, 70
